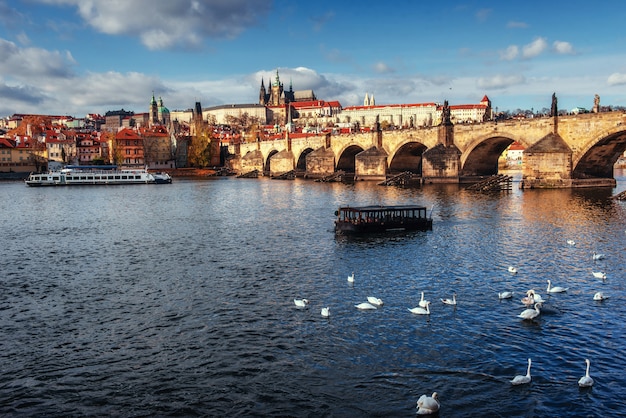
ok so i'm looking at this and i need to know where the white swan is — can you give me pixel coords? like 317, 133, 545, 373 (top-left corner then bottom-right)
441, 293, 457, 305
321, 307, 330, 317
511, 358, 532, 385
529, 290, 545, 303
408, 301, 431, 315
416, 392, 440, 415
518, 302, 542, 320
355, 302, 377, 310
592, 252, 605, 261
508, 266, 518, 274
419, 291, 430, 308
567, 239, 576, 246
578, 358, 594, 388
593, 292, 609, 301
367, 296, 383, 306
592, 271, 607, 279
498, 291, 514, 299
546, 279, 568, 293
347, 271, 355, 283
293, 298, 309, 307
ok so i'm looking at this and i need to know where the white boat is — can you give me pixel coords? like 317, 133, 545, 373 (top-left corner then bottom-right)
25, 165, 171, 187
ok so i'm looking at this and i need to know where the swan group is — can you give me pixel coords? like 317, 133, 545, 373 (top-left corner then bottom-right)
511, 358, 532, 385
416, 392, 440, 415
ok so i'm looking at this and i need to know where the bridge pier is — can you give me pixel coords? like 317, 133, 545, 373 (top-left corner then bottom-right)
269, 150, 295, 176
305, 146, 335, 179
421, 143, 461, 183
354, 147, 388, 181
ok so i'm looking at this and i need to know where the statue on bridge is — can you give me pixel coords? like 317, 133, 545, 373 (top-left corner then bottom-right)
551, 93, 558, 117
441, 100, 452, 125
593, 94, 600, 113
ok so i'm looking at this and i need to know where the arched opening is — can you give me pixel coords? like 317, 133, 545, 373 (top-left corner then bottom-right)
573, 131, 626, 179
265, 150, 279, 175
461, 136, 515, 177
296, 148, 314, 175
336, 145, 364, 174
388, 142, 428, 175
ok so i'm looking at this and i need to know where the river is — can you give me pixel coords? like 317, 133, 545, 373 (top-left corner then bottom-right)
1, 172, 625, 417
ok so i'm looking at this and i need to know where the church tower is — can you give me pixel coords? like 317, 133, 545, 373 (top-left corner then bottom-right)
259, 79, 267, 105
364, 93, 370, 106
270, 69, 284, 106
150, 92, 158, 126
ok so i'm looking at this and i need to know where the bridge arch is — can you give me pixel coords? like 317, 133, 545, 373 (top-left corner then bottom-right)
265, 149, 279, 173
572, 126, 626, 178
460, 132, 527, 177
296, 147, 315, 172
336, 145, 365, 173
387, 140, 428, 174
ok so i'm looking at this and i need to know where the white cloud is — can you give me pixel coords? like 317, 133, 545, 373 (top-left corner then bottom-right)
0, 39, 75, 79
372, 62, 394, 74
522, 37, 548, 59
36, 0, 272, 50
500, 45, 519, 61
552, 40, 574, 55
608, 73, 626, 86
507, 21, 528, 29
477, 74, 526, 89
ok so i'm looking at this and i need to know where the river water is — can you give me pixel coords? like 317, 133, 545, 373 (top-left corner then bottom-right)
1, 172, 625, 417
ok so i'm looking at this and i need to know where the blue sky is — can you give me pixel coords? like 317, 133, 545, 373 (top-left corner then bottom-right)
1, 0, 625, 118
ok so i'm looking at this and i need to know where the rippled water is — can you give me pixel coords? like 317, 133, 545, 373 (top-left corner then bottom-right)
1, 173, 626, 417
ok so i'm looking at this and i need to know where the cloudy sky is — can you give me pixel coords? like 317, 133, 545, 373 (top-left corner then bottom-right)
1, 0, 625, 118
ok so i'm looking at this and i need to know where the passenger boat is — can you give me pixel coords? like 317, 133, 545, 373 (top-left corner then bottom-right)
334, 204, 433, 234
25, 165, 172, 187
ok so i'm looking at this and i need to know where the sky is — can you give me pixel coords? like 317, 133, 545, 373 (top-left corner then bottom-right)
1, 0, 626, 118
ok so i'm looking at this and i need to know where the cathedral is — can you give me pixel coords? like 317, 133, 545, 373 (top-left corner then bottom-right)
259, 70, 316, 107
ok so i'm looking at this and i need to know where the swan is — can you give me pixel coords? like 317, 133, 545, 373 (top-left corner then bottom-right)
593, 292, 609, 301
441, 293, 457, 305
592, 252, 605, 261
511, 358, 532, 385
355, 302, 377, 310
293, 298, 309, 307
521, 290, 536, 305
498, 291, 514, 299
529, 290, 545, 303
508, 266, 518, 274
592, 271, 607, 279
367, 296, 383, 306
416, 392, 440, 415
408, 301, 431, 315
419, 291, 430, 308
347, 272, 355, 283
321, 307, 330, 317
567, 239, 576, 246
578, 358, 594, 388
546, 279, 568, 293
518, 302, 542, 320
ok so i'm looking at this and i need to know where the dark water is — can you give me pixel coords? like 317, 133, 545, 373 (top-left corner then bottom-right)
1, 173, 626, 417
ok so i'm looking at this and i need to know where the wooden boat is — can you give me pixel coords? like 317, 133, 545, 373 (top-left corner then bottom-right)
334, 204, 432, 234
25, 165, 171, 186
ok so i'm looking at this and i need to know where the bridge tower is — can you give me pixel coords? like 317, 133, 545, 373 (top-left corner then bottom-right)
421, 100, 462, 183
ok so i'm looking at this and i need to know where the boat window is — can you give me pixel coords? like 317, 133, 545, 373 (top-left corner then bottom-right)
115, 176, 121, 179
52, 177, 59, 181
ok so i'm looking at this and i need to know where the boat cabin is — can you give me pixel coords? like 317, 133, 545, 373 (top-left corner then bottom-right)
334, 205, 432, 234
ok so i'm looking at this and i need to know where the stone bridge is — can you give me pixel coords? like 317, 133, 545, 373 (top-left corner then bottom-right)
226, 111, 626, 188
